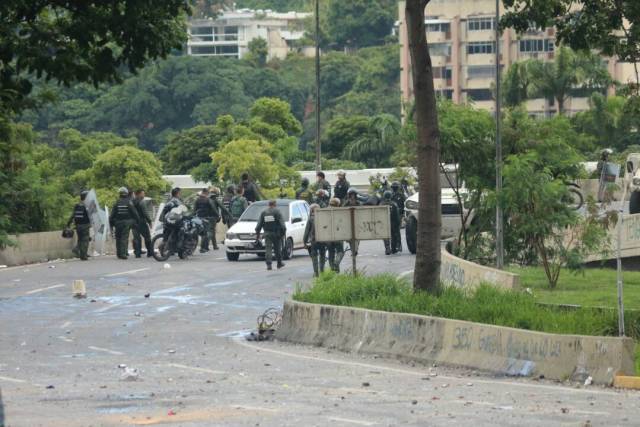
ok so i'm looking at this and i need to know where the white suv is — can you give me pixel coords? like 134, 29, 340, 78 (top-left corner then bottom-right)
224, 199, 310, 261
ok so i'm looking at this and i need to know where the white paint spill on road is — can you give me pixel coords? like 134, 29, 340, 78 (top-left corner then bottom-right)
156, 306, 173, 313
0, 375, 27, 384
24, 284, 65, 295
166, 363, 226, 375
88, 346, 124, 355
328, 417, 377, 426
60, 321, 72, 329
204, 280, 241, 288
58, 336, 73, 343
104, 267, 150, 277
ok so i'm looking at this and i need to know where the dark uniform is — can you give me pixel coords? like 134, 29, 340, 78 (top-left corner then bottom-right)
295, 183, 313, 204
229, 195, 248, 226
241, 180, 261, 203
194, 195, 219, 252
333, 178, 350, 202
304, 211, 326, 277
160, 197, 183, 252
67, 202, 91, 260
314, 190, 330, 208
132, 198, 153, 258
255, 205, 286, 270
391, 186, 407, 219
110, 196, 140, 259
209, 193, 230, 249
314, 178, 331, 198
381, 194, 401, 255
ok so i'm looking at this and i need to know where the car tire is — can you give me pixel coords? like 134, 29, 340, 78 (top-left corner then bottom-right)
282, 238, 294, 260
630, 192, 640, 214
406, 215, 417, 255
226, 251, 240, 261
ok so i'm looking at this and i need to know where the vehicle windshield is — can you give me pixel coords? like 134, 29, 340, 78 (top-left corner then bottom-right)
239, 202, 290, 222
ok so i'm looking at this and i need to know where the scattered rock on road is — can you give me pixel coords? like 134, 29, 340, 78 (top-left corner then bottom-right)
120, 367, 140, 381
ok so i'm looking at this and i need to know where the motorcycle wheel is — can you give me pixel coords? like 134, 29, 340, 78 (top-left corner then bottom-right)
152, 235, 171, 262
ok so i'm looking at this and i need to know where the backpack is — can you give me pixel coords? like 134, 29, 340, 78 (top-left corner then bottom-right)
230, 196, 246, 219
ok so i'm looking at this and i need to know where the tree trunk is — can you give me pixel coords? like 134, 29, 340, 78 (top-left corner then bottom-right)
405, 0, 441, 294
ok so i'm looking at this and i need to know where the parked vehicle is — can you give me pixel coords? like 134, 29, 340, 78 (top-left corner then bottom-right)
151, 206, 207, 261
224, 199, 310, 261
404, 188, 473, 254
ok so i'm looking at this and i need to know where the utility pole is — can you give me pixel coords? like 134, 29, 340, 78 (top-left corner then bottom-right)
314, 0, 321, 172
495, 0, 504, 269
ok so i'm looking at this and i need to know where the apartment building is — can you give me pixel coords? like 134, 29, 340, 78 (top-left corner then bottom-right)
187, 9, 312, 60
398, 0, 637, 119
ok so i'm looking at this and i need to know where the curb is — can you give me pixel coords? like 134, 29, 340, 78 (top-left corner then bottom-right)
614, 375, 640, 390
277, 300, 636, 385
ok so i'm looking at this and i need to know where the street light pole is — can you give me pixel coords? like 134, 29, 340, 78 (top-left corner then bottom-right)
495, 0, 504, 269
314, 0, 321, 172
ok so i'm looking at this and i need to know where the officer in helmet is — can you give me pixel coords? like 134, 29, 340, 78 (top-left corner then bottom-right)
326, 198, 344, 272
160, 187, 184, 254
66, 190, 91, 261
109, 187, 140, 260
390, 181, 406, 219
295, 177, 313, 203
381, 190, 401, 255
343, 187, 360, 207
314, 189, 330, 208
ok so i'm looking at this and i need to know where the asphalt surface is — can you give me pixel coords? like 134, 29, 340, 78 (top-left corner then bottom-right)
1, 240, 639, 426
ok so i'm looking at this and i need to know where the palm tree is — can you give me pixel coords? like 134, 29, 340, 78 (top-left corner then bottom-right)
344, 113, 400, 167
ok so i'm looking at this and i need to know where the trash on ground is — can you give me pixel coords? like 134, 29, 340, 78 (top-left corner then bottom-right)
118, 364, 127, 369
362, 382, 370, 387
120, 367, 140, 381
168, 410, 176, 416
163, 263, 171, 269
45, 385, 55, 389
168, 349, 176, 354
584, 376, 593, 386
134, 312, 142, 317
144, 293, 150, 298
72, 280, 87, 299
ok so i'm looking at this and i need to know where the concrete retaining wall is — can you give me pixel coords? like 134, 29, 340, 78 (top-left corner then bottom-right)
440, 250, 520, 290
0, 231, 115, 266
277, 300, 635, 385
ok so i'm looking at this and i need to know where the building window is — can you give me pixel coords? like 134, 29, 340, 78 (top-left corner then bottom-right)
429, 43, 451, 57
217, 45, 239, 56
190, 45, 217, 55
467, 41, 495, 55
519, 39, 554, 53
467, 65, 496, 79
190, 26, 214, 35
426, 22, 450, 33
468, 17, 495, 31
215, 26, 239, 41
436, 89, 453, 100
190, 45, 239, 57
466, 89, 493, 101
433, 66, 452, 79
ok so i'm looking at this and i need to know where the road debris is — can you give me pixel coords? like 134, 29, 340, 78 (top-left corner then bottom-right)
168, 410, 176, 416
144, 293, 150, 298
246, 307, 282, 341
163, 263, 171, 269
45, 385, 55, 389
120, 367, 140, 381
134, 312, 142, 317
168, 349, 176, 354
411, 400, 418, 405
72, 280, 87, 299
561, 408, 569, 414
584, 376, 593, 386
362, 382, 370, 387
118, 364, 127, 369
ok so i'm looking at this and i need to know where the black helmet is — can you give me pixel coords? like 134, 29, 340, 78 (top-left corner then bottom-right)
391, 181, 400, 189
226, 184, 236, 194
301, 177, 309, 186
347, 187, 358, 195
383, 190, 392, 200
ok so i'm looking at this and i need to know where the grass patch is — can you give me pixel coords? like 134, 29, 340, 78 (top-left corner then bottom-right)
510, 266, 640, 309
294, 272, 640, 339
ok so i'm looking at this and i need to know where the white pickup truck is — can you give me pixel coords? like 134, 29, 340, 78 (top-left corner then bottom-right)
404, 188, 471, 254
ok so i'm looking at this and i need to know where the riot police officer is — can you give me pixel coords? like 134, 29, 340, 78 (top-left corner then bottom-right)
381, 191, 401, 255
209, 187, 230, 250
304, 203, 326, 277
160, 187, 183, 254
326, 198, 344, 272
295, 177, 313, 203
314, 189, 330, 208
343, 188, 361, 207
391, 181, 406, 219
66, 191, 91, 261
132, 189, 153, 258
193, 188, 218, 253
255, 200, 286, 271
109, 187, 140, 260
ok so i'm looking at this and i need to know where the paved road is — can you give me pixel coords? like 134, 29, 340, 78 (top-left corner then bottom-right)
0, 242, 638, 426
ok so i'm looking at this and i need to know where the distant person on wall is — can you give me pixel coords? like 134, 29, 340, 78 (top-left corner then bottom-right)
240, 172, 261, 203
66, 190, 91, 261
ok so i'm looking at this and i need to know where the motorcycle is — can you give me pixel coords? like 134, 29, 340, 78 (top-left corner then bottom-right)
152, 213, 207, 261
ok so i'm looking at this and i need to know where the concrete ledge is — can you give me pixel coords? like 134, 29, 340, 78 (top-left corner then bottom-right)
277, 300, 635, 385
440, 249, 520, 290
0, 231, 114, 266
614, 375, 640, 390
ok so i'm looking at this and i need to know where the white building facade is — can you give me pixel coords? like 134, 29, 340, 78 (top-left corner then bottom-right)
187, 9, 312, 60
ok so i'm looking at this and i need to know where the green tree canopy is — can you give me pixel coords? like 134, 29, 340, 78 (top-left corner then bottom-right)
211, 139, 279, 185
325, 0, 395, 49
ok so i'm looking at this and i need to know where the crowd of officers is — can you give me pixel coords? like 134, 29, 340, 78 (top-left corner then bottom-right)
66, 170, 406, 276
296, 170, 406, 277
